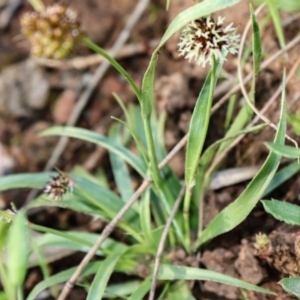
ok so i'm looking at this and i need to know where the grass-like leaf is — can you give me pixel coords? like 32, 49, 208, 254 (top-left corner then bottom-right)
26, 262, 102, 300
31, 232, 127, 265
139, 190, 158, 250
128, 277, 151, 300
167, 281, 196, 300
262, 199, 300, 225
109, 124, 135, 204
265, 142, 300, 159
250, 4, 262, 79
157, 264, 275, 295
104, 281, 142, 298
185, 58, 222, 186
279, 278, 300, 297
262, 162, 300, 196
6, 211, 29, 288
196, 71, 287, 247
40, 126, 147, 176
87, 249, 127, 300
266, 0, 286, 49
0, 172, 54, 191
82, 37, 141, 102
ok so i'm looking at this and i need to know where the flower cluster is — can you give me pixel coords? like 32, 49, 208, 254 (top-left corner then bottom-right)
178, 16, 240, 67
44, 170, 73, 201
20, 3, 83, 59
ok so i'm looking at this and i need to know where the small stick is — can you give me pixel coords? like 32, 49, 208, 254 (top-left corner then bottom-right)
237, 5, 298, 148
205, 50, 300, 189
148, 185, 185, 300
33, 39, 160, 70
211, 33, 300, 114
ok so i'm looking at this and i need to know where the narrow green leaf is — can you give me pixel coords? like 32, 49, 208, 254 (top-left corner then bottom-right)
32, 231, 127, 260
87, 249, 126, 300
73, 175, 141, 235
104, 281, 141, 298
40, 126, 147, 176
27, 262, 102, 300
128, 277, 151, 300
82, 37, 141, 102
139, 190, 158, 249
6, 211, 29, 287
279, 278, 300, 297
109, 124, 135, 203
250, 4, 262, 79
193, 123, 267, 207
253, 0, 300, 12
262, 162, 300, 196
262, 199, 300, 225
0, 172, 54, 191
203, 123, 267, 171
266, 0, 285, 49
196, 71, 287, 247
265, 142, 300, 159
185, 58, 223, 185
288, 113, 300, 136
158, 265, 275, 295
167, 280, 196, 300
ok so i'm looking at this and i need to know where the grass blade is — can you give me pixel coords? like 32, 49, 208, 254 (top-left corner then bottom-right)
40, 126, 147, 176
158, 264, 275, 295
0, 172, 54, 191
265, 142, 300, 159
26, 262, 102, 300
128, 277, 151, 300
266, 0, 285, 49
87, 249, 127, 300
108, 124, 135, 203
250, 4, 262, 79
196, 70, 287, 247
6, 211, 29, 288
262, 162, 300, 196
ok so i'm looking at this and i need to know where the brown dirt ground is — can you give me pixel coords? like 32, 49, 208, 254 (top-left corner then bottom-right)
0, 0, 300, 299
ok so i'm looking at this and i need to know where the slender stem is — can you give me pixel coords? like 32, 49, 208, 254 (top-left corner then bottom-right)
143, 116, 187, 249
143, 117, 176, 247
143, 118, 161, 184
82, 37, 141, 102
197, 175, 209, 240
17, 286, 23, 300
27, 0, 45, 11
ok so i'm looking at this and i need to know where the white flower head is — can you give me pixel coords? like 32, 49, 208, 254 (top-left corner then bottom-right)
178, 16, 240, 67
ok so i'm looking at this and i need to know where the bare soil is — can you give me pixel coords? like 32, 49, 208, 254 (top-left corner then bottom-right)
1, 0, 300, 299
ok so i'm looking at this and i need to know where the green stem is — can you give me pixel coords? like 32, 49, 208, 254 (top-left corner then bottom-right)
143, 118, 161, 184
17, 286, 24, 300
27, 0, 45, 11
82, 37, 141, 102
144, 116, 188, 250
0, 261, 15, 300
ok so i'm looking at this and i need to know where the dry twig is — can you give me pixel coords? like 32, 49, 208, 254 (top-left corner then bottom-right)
237, 5, 298, 147
148, 185, 185, 300
33, 39, 160, 70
